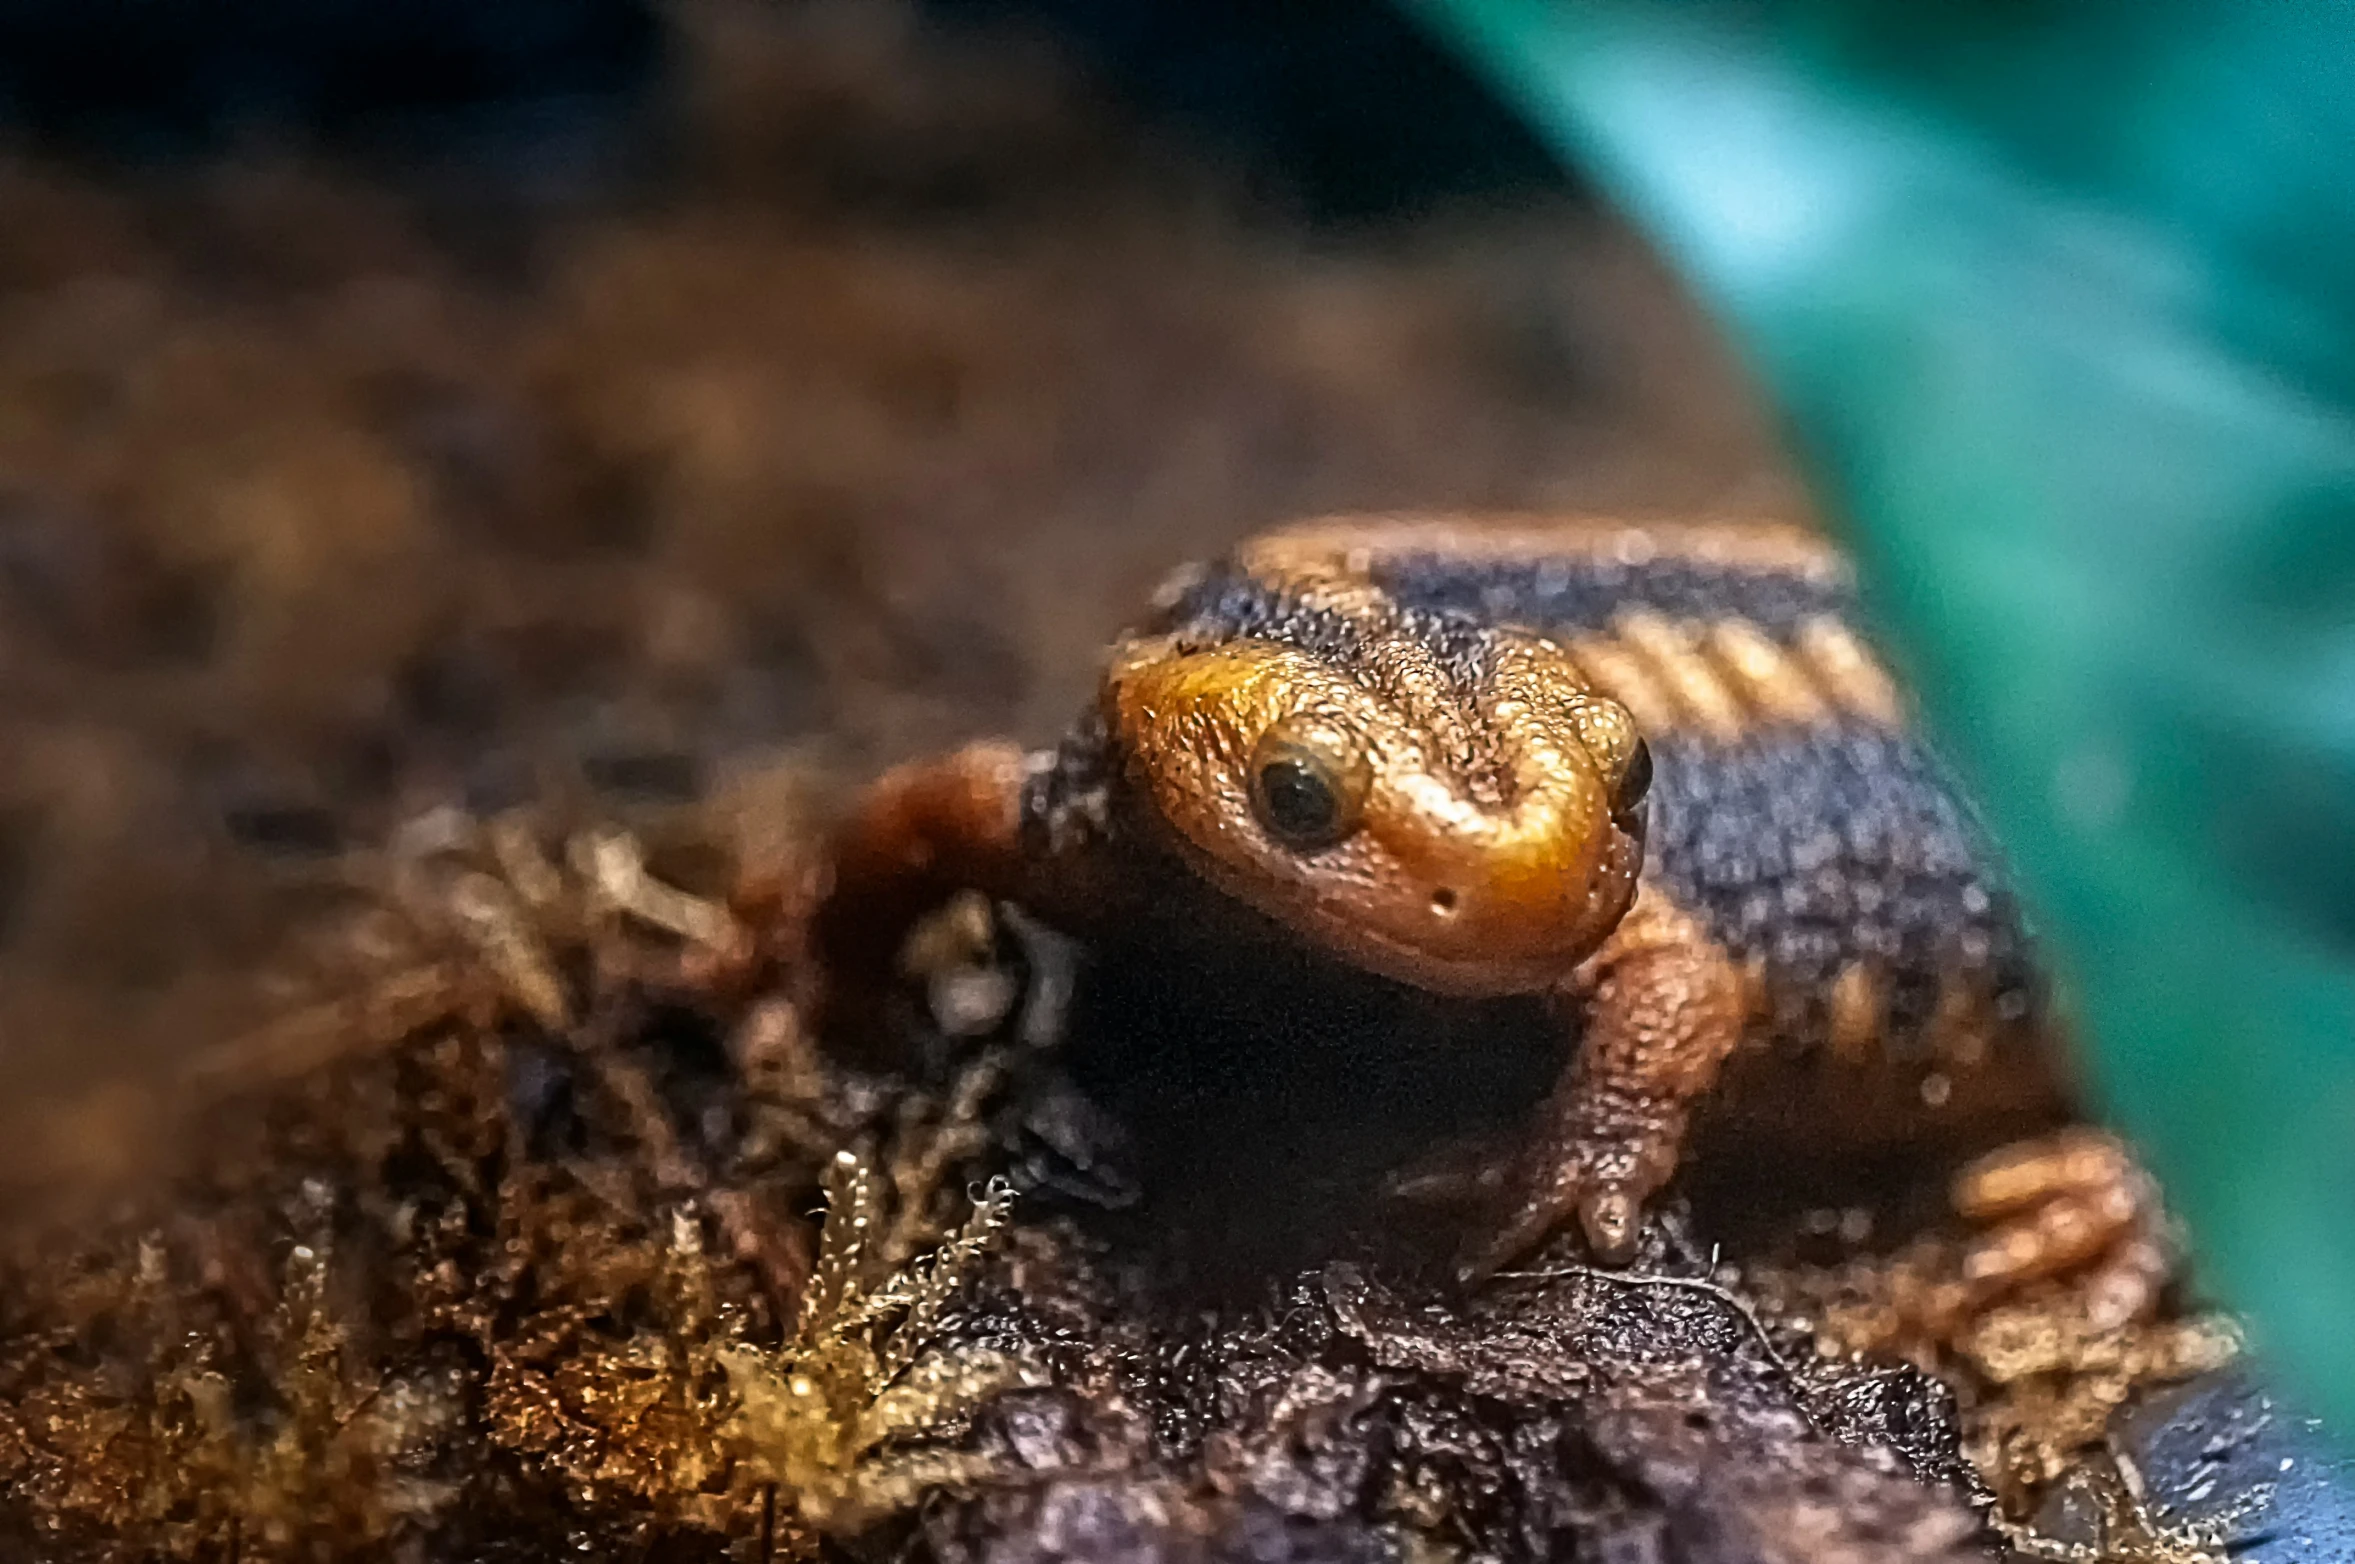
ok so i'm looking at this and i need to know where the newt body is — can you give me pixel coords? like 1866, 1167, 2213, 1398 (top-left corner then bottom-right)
823, 516, 2155, 1316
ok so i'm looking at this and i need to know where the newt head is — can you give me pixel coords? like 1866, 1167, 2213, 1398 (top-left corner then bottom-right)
1103, 623, 1649, 996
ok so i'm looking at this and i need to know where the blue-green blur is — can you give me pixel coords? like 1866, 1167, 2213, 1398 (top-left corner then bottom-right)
1405, 0, 2355, 1429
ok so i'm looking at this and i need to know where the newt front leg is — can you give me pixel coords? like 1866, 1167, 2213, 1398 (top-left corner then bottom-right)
814, 740, 1032, 1044
1465, 885, 1746, 1276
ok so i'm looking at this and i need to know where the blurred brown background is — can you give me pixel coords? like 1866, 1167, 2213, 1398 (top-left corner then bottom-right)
0, 0, 1800, 1129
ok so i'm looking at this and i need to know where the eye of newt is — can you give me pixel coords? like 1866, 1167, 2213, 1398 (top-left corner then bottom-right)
1612, 736, 1653, 827
1248, 719, 1371, 850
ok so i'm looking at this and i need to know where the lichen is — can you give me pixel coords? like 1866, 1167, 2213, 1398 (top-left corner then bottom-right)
725, 1149, 1030, 1553
0, 795, 1030, 1560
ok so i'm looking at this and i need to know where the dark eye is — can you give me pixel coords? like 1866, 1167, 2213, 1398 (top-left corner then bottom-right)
1612, 737, 1653, 825
1249, 723, 1370, 850
1256, 757, 1341, 843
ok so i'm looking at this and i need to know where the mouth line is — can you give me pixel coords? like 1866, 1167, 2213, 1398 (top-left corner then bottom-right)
1322, 916, 1595, 997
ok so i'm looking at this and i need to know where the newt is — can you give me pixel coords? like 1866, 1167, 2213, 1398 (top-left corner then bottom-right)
816, 514, 2164, 1322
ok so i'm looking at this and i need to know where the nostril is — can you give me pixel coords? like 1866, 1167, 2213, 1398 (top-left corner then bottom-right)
1431, 887, 1460, 916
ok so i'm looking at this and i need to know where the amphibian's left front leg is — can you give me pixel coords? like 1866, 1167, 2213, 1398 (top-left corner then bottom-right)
814, 741, 1033, 1043
1464, 885, 1745, 1278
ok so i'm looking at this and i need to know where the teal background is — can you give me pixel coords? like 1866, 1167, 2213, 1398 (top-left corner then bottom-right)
1405, 0, 2355, 1428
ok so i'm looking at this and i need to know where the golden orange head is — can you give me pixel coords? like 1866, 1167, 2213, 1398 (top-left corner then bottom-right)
1103, 625, 1649, 996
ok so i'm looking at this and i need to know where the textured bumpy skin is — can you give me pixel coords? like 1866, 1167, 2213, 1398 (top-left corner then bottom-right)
1026, 524, 2046, 1120
1359, 543, 2038, 1063
828, 515, 2153, 1310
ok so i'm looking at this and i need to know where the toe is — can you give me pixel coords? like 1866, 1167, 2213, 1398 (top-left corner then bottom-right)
1579, 1188, 1641, 1264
